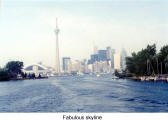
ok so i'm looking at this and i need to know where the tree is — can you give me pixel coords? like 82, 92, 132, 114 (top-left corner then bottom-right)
5, 61, 24, 78
114, 69, 120, 77
158, 45, 168, 74
28, 73, 31, 79
126, 44, 156, 76
21, 72, 27, 78
164, 55, 168, 73
0, 68, 10, 81
31, 73, 36, 79
38, 74, 41, 78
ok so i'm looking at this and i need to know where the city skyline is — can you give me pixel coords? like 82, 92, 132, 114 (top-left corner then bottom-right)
0, 0, 168, 67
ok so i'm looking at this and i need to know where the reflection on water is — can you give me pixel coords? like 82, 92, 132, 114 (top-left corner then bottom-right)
0, 74, 168, 112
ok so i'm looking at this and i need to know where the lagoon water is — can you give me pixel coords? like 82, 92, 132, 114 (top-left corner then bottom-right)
0, 74, 168, 112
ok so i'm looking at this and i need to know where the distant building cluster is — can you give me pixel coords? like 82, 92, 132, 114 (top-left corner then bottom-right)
87, 46, 127, 74
61, 46, 127, 75
23, 46, 127, 76
62, 59, 90, 75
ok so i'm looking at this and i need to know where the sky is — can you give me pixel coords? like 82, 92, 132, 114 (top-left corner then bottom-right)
0, 0, 168, 67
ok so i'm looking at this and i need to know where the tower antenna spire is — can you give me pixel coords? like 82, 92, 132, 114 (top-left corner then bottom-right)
56, 18, 58, 28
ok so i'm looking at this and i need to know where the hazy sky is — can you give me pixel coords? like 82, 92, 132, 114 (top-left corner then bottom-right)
0, 0, 168, 67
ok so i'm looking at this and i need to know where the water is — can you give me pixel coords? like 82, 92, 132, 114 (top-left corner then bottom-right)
1, 74, 168, 112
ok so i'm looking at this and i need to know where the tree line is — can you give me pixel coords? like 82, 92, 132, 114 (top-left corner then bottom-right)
0, 61, 37, 81
126, 44, 168, 76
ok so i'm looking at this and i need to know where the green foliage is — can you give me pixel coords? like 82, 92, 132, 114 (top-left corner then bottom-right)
0, 68, 10, 81
126, 44, 168, 76
164, 55, 168, 73
23, 73, 27, 78
0, 61, 24, 81
5, 61, 24, 78
158, 45, 168, 74
38, 74, 41, 78
0, 61, 40, 80
28, 73, 36, 79
32, 73, 35, 78
114, 69, 120, 77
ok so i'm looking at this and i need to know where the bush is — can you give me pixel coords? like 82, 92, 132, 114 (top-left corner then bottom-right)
0, 69, 10, 81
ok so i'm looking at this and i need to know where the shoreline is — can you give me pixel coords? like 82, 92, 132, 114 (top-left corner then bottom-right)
0, 77, 48, 82
1, 75, 168, 83
123, 76, 168, 82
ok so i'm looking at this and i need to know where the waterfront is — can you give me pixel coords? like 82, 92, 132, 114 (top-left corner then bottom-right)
1, 74, 168, 112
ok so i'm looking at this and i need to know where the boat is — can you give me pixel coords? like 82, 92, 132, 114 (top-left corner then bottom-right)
112, 76, 119, 79
154, 77, 157, 81
140, 76, 145, 81
96, 74, 100, 77
77, 71, 84, 76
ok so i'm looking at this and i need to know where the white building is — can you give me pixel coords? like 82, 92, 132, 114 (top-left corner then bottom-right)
120, 48, 127, 70
23, 63, 50, 77
114, 53, 121, 70
70, 60, 82, 72
88, 64, 93, 73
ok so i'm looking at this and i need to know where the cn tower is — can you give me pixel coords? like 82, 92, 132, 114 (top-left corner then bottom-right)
55, 18, 61, 74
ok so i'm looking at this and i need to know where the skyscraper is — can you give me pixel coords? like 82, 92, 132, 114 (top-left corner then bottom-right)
120, 48, 127, 70
106, 46, 112, 60
62, 57, 71, 73
55, 18, 61, 74
90, 54, 99, 64
114, 53, 121, 70
98, 50, 107, 61
111, 49, 116, 69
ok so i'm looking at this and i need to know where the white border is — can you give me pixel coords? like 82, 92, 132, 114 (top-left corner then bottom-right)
0, 113, 168, 120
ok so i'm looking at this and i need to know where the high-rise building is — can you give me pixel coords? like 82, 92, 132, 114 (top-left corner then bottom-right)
88, 64, 93, 73
106, 46, 112, 60
89, 47, 113, 64
98, 50, 107, 61
111, 49, 116, 69
62, 57, 71, 73
54, 18, 61, 74
92, 61, 99, 73
71, 60, 82, 73
89, 54, 99, 64
81, 59, 89, 73
92, 61, 109, 73
120, 48, 127, 70
114, 53, 121, 70
106, 47, 116, 70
